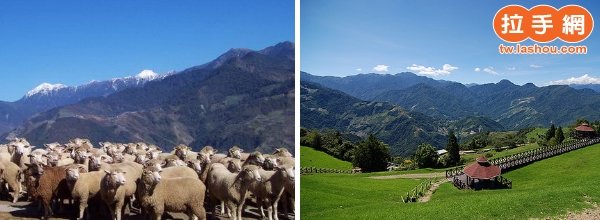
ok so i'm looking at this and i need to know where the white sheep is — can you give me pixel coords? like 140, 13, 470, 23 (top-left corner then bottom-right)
137, 168, 207, 220
0, 160, 22, 203
99, 162, 143, 220
200, 145, 217, 156
174, 144, 198, 161
249, 165, 295, 220
65, 167, 106, 220
206, 163, 262, 220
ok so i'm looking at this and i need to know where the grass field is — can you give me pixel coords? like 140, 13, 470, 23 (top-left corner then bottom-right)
301, 143, 600, 219
300, 146, 353, 169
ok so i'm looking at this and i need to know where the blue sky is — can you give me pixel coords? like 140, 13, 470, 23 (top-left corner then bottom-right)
0, 0, 293, 101
301, 0, 600, 87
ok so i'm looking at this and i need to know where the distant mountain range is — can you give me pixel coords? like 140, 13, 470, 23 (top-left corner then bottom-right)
302, 72, 600, 129
301, 80, 507, 155
4, 42, 295, 153
0, 71, 166, 134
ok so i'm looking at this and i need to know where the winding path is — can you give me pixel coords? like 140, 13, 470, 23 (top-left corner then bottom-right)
417, 179, 449, 202
368, 172, 446, 179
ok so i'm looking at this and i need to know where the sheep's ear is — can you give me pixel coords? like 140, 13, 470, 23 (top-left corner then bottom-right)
104, 170, 111, 174
42, 154, 48, 158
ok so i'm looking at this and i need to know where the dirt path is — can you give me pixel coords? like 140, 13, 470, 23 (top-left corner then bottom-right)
368, 172, 446, 179
417, 179, 449, 203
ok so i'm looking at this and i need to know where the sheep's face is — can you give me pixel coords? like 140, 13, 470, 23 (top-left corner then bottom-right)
88, 155, 103, 170
243, 165, 262, 182
74, 150, 89, 163
45, 153, 60, 166
263, 157, 278, 170
227, 159, 242, 173
11, 142, 29, 156
254, 153, 265, 165
141, 169, 161, 185
175, 146, 188, 159
112, 154, 125, 163
273, 148, 292, 157
187, 160, 202, 174
197, 153, 211, 164
66, 167, 81, 181
135, 154, 147, 164
144, 160, 162, 172
124, 145, 136, 154
105, 169, 127, 186
201, 146, 217, 156
26, 163, 44, 176
229, 147, 243, 159
28, 154, 44, 165
279, 166, 295, 182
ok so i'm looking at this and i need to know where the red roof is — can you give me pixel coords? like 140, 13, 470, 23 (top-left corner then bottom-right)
575, 124, 595, 132
463, 156, 501, 179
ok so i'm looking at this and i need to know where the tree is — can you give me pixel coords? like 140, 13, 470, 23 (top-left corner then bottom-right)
545, 124, 556, 141
303, 131, 322, 150
352, 134, 390, 172
555, 126, 565, 144
576, 118, 590, 126
414, 143, 438, 168
445, 130, 460, 166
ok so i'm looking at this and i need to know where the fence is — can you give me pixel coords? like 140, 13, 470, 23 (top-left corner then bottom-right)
445, 138, 600, 179
402, 178, 436, 203
300, 167, 353, 174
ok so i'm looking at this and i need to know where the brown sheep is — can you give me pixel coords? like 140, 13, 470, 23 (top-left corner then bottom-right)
36, 164, 85, 219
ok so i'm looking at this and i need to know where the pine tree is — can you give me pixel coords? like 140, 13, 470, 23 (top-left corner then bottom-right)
445, 130, 460, 166
555, 126, 565, 144
546, 124, 556, 141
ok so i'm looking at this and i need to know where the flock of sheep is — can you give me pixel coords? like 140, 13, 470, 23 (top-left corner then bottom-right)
0, 137, 295, 220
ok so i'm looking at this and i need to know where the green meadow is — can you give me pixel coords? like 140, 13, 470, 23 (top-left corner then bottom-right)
301, 143, 600, 219
300, 146, 353, 170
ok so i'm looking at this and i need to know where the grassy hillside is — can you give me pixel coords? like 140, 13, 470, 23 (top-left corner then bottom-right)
301, 143, 600, 219
300, 146, 352, 169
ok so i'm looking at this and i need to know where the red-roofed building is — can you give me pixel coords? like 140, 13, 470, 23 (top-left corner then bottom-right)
464, 156, 501, 180
453, 156, 510, 190
574, 123, 596, 139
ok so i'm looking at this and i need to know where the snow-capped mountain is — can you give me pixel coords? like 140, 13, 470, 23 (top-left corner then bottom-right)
23, 70, 166, 100
25, 83, 68, 98
0, 70, 170, 135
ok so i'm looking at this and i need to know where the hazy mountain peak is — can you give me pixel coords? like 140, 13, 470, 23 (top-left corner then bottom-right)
26, 83, 68, 97
497, 79, 515, 86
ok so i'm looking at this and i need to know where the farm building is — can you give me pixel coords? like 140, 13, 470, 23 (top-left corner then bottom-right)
574, 123, 596, 139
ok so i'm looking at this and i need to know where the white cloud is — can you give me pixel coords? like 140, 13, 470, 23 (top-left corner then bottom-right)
372, 65, 389, 72
474, 67, 481, 72
507, 66, 516, 71
482, 67, 499, 75
406, 64, 458, 76
530, 64, 543, 68
548, 74, 600, 85
355, 68, 362, 72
